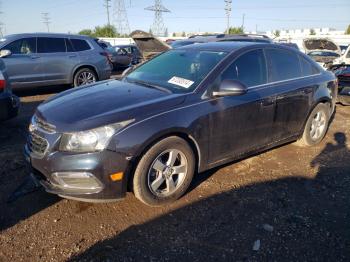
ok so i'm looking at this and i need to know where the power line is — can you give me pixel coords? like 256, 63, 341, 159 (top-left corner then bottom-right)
224, 0, 232, 33
113, 0, 130, 35
41, 12, 51, 32
145, 0, 170, 37
104, 0, 112, 26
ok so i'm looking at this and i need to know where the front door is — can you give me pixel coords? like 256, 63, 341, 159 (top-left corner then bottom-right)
208, 49, 276, 164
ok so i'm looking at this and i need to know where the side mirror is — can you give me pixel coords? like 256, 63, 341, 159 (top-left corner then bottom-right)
212, 79, 247, 97
0, 49, 12, 58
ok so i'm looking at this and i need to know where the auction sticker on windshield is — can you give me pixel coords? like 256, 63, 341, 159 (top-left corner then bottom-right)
168, 76, 194, 89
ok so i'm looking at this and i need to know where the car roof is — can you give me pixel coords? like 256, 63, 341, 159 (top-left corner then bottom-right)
178, 41, 264, 52
3, 33, 93, 40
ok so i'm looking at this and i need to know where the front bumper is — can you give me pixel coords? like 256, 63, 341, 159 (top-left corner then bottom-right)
0, 93, 20, 121
24, 141, 130, 202
337, 84, 350, 105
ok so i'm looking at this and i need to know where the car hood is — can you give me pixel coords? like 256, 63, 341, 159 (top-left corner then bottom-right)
36, 80, 186, 132
303, 38, 341, 54
130, 30, 170, 60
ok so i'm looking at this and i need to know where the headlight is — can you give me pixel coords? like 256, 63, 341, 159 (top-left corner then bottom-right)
59, 119, 134, 153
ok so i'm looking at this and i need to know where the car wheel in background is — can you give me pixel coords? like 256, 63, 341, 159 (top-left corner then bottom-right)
73, 68, 97, 87
133, 136, 195, 206
297, 103, 330, 146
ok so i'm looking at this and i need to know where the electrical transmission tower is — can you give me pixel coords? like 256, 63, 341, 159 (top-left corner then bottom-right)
224, 0, 232, 34
41, 12, 51, 32
145, 0, 170, 37
0, 1, 4, 37
113, 0, 130, 36
104, 0, 112, 26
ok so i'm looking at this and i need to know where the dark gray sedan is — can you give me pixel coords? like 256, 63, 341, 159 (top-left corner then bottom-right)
25, 42, 337, 206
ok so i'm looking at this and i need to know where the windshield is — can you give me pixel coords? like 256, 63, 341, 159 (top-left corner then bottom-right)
308, 51, 340, 57
125, 49, 227, 93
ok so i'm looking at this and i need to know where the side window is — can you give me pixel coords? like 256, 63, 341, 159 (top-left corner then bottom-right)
221, 49, 267, 87
265, 48, 302, 82
37, 37, 66, 53
4, 38, 36, 54
70, 39, 91, 51
299, 56, 320, 76
65, 39, 74, 52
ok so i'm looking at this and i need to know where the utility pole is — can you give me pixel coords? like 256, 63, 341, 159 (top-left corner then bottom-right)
145, 0, 170, 37
104, 0, 111, 26
114, 0, 130, 36
224, 0, 232, 34
241, 13, 245, 30
41, 12, 51, 32
0, 1, 5, 37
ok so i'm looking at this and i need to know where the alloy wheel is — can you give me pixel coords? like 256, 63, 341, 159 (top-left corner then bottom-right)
77, 71, 96, 86
310, 111, 327, 141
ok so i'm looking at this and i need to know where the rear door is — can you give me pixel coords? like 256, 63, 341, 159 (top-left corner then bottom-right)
1, 37, 43, 87
264, 48, 318, 141
37, 37, 79, 84
115, 48, 131, 67
208, 49, 276, 163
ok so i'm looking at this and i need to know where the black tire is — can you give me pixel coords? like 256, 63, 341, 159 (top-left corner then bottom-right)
297, 103, 330, 146
133, 136, 195, 206
73, 68, 97, 87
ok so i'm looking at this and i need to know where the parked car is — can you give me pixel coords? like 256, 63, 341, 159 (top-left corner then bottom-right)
25, 42, 337, 206
333, 44, 350, 65
114, 44, 142, 65
303, 38, 341, 68
329, 64, 350, 105
102, 46, 132, 70
130, 30, 171, 61
0, 33, 112, 89
0, 57, 19, 121
339, 44, 349, 55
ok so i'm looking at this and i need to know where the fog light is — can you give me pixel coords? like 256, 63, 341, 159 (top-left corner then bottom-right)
51, 172, 103, 191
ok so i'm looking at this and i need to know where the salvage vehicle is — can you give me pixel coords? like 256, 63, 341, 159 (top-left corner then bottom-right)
113, 44, 142, 65
130, 30, 170, 62
0, 57, 19, 121
330, 64, 350, 105
0, 33, 112, 89
333, 44, 350, 65
303, 38, 341, 68
25, 42, 337, 206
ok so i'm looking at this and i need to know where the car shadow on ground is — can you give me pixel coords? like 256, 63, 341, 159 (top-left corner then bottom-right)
0, 99, 60, 231
70, 132, 350, 261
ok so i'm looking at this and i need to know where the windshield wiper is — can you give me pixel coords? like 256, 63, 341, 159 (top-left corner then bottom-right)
125, 78, 172, 94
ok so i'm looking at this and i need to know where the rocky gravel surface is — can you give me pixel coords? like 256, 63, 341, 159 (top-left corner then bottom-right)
0, 93, 349, 262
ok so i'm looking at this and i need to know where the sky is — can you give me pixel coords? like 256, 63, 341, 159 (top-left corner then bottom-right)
1, 0, 349, 35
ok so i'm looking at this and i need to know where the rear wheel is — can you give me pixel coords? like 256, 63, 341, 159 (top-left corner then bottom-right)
133, 136, 195, 206
73, 68, 97, 87
297, 103, 330, 146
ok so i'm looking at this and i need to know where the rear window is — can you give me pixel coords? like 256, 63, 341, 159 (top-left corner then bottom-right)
221, 49, 267, 87
37, 37, 66, 53
265, 48, 302, 82
299, 56, 320, 76
70, 39, 91, 51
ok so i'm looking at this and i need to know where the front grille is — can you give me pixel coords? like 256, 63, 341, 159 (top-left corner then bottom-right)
28, 132, 49, 156
34, 115, 56, 134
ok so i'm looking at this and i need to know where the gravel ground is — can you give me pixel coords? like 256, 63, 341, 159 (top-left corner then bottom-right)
0, 91, 349, 262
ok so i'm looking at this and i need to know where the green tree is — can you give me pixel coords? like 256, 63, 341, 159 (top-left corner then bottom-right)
273, 30, 280, 38
78, 29, 94, 37
345, 24, 350, 34
228, 27, 244, 34
310, 28, 316, 35
164, 28, 168, 37
94, 25, 118, 37
181, 31, 186, 37
172, 32, 176, 37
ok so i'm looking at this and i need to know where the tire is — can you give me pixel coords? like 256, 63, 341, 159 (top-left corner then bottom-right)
133, 136, 195, 206
297, 103, 330, 146
73, 68, 97, 87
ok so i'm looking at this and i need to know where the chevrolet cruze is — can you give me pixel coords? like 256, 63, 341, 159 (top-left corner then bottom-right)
25, 42, 337, 206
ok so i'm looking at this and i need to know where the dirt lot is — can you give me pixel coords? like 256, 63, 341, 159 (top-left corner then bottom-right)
0, 90, 349, 261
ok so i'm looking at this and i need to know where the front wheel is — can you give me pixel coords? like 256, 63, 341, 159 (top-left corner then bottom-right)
73, 68, 97, 87
133, 136, 195, 206
297, 103, 330, 146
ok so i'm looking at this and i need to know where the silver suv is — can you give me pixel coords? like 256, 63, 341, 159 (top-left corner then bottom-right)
0, 33, 112, 88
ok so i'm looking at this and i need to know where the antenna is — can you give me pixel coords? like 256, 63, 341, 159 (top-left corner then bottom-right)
104, 0, 112, 26
114, 0, 130, 36
145, 0, 170, 37
41, 12, 51, 32
224, 0, 232, 34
